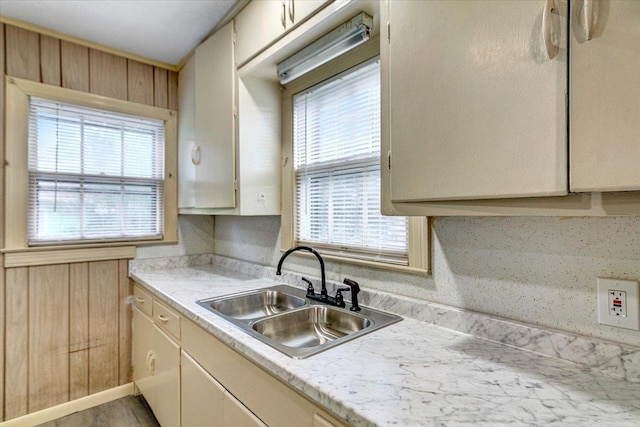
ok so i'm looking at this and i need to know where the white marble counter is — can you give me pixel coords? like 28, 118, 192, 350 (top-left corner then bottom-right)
131, 260, 640, 427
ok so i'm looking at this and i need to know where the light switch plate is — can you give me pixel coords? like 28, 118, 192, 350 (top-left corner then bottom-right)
597, 277, 640, 330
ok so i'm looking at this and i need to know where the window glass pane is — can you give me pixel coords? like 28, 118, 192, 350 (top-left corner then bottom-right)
32, 112, 82, 173
84, 123, 122, 176
292, 60, 408, 264
28, 98, 165, 245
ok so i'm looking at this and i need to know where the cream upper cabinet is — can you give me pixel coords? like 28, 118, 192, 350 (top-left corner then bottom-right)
383, 0, 568, 203
569, 0, 640, 192
235, 0, 330, 65
178, 20, 236, 210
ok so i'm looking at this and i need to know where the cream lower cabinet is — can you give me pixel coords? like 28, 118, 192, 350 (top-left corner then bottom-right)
133, 283, 346, 427
182, 351, 266, 427
182, 318, 346, 427
133, 306, 180, 427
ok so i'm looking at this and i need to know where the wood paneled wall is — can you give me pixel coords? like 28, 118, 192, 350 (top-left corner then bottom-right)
1, 22, 175, 421
3, 260, 132, 420
1, 22, 6, 424
2, 24, 178, 109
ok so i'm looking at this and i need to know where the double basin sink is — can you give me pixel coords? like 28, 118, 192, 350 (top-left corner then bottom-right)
197, 284, 401, 359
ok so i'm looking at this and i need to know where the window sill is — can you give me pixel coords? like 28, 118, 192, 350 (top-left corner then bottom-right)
3, 245, 138, 267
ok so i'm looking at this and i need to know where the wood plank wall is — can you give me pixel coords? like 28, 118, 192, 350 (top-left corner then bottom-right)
3, 24, 178, 109
1, 23, 177, 421
3, 261, 133, 419
1, 22, 6, 424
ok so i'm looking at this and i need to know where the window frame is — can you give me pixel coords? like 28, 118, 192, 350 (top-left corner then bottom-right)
4, 77, 178, 254
281, 38, 430, 274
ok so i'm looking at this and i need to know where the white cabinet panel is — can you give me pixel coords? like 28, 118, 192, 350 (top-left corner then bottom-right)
177, 53, 197, 208
178, 21, 236, 209
133, 307, 154, 396
570, 0, 640, 192
223, 391, 267, 427
287, 0, 328, 27
386, 0, 568, 202
149, 326, 180, 427
235, 0, 330, 66
181, 351, 225, 427
235, 0, 287, 65
133, 305, 180, 427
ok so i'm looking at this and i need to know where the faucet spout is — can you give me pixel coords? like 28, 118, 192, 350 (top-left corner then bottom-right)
276, 246, 327, 299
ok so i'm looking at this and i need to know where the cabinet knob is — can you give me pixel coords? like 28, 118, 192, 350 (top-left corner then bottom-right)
191, 145, 201, 165
146, 350, 157, 374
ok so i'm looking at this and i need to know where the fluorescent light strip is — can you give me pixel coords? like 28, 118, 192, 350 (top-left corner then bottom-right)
277, 12, 373, 85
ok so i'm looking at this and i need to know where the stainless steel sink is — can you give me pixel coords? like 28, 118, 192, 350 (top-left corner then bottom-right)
253, 306, 372, 348
196, 284, 401, 359
198, 289, 307, 320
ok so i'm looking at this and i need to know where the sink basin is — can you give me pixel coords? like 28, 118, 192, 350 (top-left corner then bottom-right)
197, 284, 401, 359
198, 289, 307, 320
252, 306, 371, 348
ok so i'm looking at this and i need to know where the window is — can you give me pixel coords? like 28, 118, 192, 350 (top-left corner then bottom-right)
28, 98, 165, 245
292, 60, 409, 264
282, 42, 429, 273
4, 78, 177, 251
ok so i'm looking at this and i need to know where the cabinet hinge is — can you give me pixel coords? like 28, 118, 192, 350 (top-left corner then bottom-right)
387, 150, 392, 172
387, 21, 390, 44
234, 180, 238, 191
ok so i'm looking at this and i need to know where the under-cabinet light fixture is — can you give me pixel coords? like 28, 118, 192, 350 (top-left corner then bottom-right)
277, 12, 373, 85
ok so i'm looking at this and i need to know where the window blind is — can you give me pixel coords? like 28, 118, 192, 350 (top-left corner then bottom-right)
293, 60, 408, 264
28, 97, 165, 245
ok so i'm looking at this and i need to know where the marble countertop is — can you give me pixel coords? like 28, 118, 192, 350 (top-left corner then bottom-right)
131, 261, 640, 427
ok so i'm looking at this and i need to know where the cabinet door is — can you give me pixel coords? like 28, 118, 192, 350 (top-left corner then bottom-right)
149, 325, 180, 427
288, 0, 328, 26
236, 0, 286, 65
569, 0, 640, 192
181, 351, 225, 427
133, 307, 154, 397
385, 0, 568, 202
223, 390, 267, 427
178, 54, 197, 208
193, 20, 236, 209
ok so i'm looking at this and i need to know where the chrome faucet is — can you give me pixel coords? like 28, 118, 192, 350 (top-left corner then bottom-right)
276, 246, 328, 299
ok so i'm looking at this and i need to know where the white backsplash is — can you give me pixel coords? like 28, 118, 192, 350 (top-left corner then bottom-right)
210, 215, 640, 347
135, 214, 214, 259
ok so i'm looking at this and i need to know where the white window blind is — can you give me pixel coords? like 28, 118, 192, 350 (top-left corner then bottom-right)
28, 97, 165, 245
293, 60, 408, 264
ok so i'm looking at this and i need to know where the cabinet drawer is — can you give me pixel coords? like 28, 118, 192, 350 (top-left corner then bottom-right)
153, 300, 181, 340
133, 286, 153, 317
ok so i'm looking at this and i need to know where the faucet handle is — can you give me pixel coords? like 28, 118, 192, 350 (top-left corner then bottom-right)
335, 287, 350, 307
301, 277, 314, 296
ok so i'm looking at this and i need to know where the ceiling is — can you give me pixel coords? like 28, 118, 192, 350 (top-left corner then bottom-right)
0, 0, 240, 66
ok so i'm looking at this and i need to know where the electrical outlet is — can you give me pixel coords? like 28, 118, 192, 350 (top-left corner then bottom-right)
597, 277, 640, 330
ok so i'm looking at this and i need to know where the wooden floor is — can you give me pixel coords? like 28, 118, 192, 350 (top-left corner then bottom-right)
38, 396, 160, 427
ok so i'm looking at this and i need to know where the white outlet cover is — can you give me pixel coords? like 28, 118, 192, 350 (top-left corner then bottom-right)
597, 277, 640, 331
